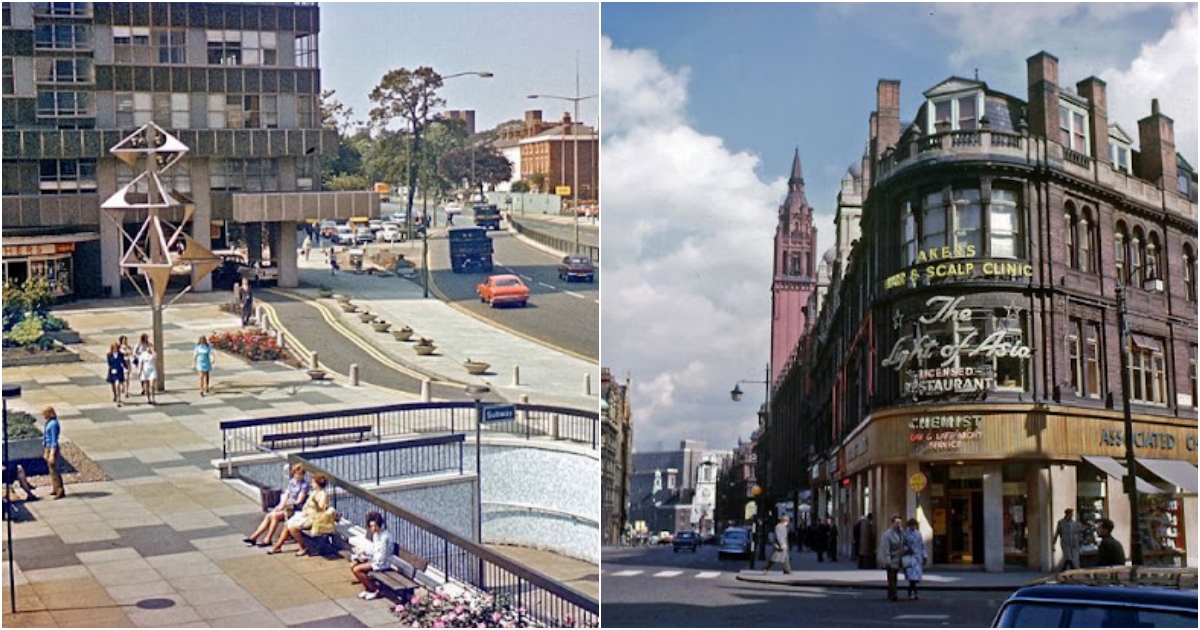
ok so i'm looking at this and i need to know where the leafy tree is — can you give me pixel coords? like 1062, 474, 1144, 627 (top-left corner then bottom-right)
510, 180, 531, 193
326, 173, 371, 191
369, 67, 445, 228
440, 145, 513, 197
319, 90, 365, 189
529, 172, 549, 193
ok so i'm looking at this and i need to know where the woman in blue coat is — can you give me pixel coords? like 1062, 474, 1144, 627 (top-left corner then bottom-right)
106, 342, 126, 407
902, 518, 927, 600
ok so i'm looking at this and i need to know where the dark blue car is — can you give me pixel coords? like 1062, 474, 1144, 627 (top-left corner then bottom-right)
673, 531, 699, 553
992, 567, 1197, 627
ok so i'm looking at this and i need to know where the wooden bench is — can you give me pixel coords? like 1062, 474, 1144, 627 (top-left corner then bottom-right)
261, 425, 371, 450
369, 545, 430, 597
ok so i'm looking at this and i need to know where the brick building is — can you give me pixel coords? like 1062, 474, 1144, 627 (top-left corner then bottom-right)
766, 51, 1197, 572
518, 112, 598, 203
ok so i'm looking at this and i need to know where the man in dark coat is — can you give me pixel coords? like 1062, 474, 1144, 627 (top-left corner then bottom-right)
825, 517, 839, 561
1095, 518, 1126, 567
857, 513, 877, 569
812, 519, 829, 561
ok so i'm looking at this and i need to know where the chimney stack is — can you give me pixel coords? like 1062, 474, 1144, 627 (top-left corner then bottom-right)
1136, 98, 1177, 189
1076, 77, 1109, 166
1026, 51, 1060, 142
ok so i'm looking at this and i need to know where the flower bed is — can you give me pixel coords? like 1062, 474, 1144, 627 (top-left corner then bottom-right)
392, 588, 595, 628
209, 330, 292, 363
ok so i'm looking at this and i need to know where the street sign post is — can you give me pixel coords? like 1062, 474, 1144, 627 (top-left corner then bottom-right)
481, 404, 515, 423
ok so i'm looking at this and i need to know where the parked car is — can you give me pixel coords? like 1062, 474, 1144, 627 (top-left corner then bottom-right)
319, 219, 339, 238
476, 274, 529, 308
378, 223, 403, 243
655, 531, 673, 545
557, 255, 596, 282
211, 252, 278, 288
367, 219, 384, 233
717, 527, 753, 559
353, 226, 374, 245
333, 225, 355, 245
673, 531, 700, 553
992, 567, 1198, 627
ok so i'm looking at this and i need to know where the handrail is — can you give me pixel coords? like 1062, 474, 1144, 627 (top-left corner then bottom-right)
291, 453, 599, 626
483, 500, 599, 526
510, 217, 600, 262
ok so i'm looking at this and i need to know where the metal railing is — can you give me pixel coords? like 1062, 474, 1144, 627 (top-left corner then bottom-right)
300, 434, 464, 485
509, 218, 600, 263
293, 454, 599, 627
220, 402, 599, 459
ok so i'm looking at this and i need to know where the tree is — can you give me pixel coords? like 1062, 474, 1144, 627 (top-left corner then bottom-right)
440, 144, 513, 197
319, 90, 365, 189
418, 117, 470, 202
325, 173, 370, 191
369, 67, 445, 234
510, 180, 531, 193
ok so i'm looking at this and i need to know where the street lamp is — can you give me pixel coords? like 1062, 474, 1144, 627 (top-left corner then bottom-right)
466, 384, 491, 544
527, 58, 596, 254
732, 364, 771, 567
3, 384, 22, 612
415, 70, 492, 298
1116, 274, 1148, 567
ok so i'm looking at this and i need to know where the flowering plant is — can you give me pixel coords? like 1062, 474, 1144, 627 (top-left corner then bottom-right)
208, 330, 291, 363
393, 587, 528, 628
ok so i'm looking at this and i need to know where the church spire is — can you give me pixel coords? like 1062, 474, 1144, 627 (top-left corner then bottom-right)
789, 147, 803, 185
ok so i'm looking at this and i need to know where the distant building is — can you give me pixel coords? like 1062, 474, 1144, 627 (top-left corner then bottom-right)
601, 368, 634, 545
628, 441, 731, 536
518, 112, 598, 202
444, 109, 475, 136
771, 149, 819, 384
491, 110, 555, 192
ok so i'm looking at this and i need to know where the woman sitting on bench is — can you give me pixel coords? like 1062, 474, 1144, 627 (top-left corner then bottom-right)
268, 473, 335, 556
244, 464, 308, 547
350, 511, 391, 600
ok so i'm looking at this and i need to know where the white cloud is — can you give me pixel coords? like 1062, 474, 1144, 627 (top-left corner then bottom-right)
1101, 5, 1198, 165
601, 37, 782, 452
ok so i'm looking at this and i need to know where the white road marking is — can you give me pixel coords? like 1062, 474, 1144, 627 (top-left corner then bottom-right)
894, 615, 950, 620
653, 570, 684, 578
694, 571, 721, 579
564, 291, 584, 299
519, 275, 533, 281
608, 570, 644, 577
537, 282, 557, 290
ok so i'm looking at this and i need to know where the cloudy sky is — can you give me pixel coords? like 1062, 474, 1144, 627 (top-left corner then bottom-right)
320, 2, 599, 132
601, 2, 1198, 453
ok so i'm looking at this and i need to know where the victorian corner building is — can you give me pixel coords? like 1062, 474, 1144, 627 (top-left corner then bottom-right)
2, 3, 373, 300
767, 52, 1198, 572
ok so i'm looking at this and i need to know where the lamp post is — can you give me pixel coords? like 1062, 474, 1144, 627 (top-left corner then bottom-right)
466, 384, 490, 544
3, 384, 22, 613
732, 363, 771, 567
527, 58, 597, 254
1116, 274, 1155, 567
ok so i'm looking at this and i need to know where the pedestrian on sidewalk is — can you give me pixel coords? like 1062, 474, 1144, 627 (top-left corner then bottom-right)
301, 234, 312, 261
857, 513, 877, 569
902, 518, 926, 600
137, 342, 157, 405
825, 516, 839, 561
329, 249, 340, 276
879, 515, 905, 601
1095, 518, 1126, 567
763, 515, 792, 574
349, 511, 391, 600
193, 335, 214, 396
4, 463, 38, 502
812, 518, 829, 562
240, 278, 254, 327
118, 335, 133, 398
132, 333, 150, 397
1053, 508, 1081, 571
105, 342, 126, 407
42, 406, 65, 500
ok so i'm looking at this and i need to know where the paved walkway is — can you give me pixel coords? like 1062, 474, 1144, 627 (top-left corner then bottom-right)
2, 256, 596, 626
733, 549, 1048, 591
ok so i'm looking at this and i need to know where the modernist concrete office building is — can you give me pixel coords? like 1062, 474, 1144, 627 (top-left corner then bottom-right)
767, 52, 1198, 572
2, 2, 371, 299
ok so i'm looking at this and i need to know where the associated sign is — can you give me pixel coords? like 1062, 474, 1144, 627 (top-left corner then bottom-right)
481, 404, 516, 423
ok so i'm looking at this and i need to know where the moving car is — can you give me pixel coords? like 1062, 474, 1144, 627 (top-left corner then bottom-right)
673, 531, 700, 553
378, 223, 403, 243
717, 527, 753, 559
477, 274, 529, 308
211, 252, 278, 288
557, 255, 596, 282
319, 219, 339, 238
991, 567, 1198, 627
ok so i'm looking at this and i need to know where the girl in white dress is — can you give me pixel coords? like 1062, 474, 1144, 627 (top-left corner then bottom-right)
138, 342, 157, 405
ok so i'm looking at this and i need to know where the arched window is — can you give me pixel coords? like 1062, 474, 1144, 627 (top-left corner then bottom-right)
1130, 227, 1145, 287
1064, 204, 1078, 268
901, 201, 916, 266
1078, 207, 1094, 273
1114, 222, 1127, 283
1185, 244, 1197, 302
1145, 232, 1162, 289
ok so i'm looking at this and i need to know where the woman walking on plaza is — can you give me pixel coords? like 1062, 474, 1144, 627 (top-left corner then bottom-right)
105, 342, 126, 407
902, 518, 927, 600
137, 341, 157, 405
117, 335, 133, 398
132, 333, 150, 396
193, 335, 214, 396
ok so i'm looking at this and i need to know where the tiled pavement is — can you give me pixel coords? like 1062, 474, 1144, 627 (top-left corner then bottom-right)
2, 292, 597, 627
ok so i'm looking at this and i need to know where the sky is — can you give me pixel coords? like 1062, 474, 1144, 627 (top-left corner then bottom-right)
319, 2, 600, 133
601, 2, 1199, 454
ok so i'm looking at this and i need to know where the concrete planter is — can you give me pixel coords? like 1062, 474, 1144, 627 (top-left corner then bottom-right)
392, 327, 414, 341
336, 294, 352, 303
46, 329, 82, 344
2, 346, 81, 367
339, 303, 358, 313
307, 369, 327, 381
414, 340, 437, 356
1, 437, 44, 462
372, 322, 391, 333
358, 313, 376, 323
463, 360, 490, 375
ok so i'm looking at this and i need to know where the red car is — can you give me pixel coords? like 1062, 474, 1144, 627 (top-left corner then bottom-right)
477, 274, 529, 308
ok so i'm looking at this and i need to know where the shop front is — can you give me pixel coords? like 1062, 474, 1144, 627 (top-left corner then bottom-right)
1, 234, 100, 299
839, 406, 1197, 571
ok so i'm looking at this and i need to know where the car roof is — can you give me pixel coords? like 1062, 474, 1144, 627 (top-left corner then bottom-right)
488, 274, 521, 282
1004, 584, 1198, 611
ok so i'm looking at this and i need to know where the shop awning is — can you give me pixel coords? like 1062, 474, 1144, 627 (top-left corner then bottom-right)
1138, 459, 1199, 494
1081, 456, 1164, 494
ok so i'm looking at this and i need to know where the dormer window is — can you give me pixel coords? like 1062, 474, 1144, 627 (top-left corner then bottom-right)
1110, 143, 1131, 174
1059, 101, 1090, 155
928, 92, 983, 133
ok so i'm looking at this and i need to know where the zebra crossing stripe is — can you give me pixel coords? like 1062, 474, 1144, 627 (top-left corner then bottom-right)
608, 570, 643, 577
694, 571, 721, 579
653, 570, 684, 577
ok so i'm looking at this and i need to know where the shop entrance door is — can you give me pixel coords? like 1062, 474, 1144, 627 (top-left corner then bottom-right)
948, 490, 984, 564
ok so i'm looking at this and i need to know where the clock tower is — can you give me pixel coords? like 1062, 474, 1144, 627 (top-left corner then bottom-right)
691, 456, 719, 535
771, 148, 818, 384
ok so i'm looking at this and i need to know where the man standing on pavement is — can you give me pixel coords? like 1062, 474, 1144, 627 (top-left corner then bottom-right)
825, 516, 839, 562
239, 278, 254, 327
857, 513, 877, 569
1095, 518, 1126, 567
1053, 508, 1082, 571
879, 515, 905, 601
42, 406, 65, 499
812, 517, 829, 562
763, 515, 792, 574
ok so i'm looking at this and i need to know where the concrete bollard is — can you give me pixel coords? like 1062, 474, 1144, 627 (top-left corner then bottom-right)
512, 365, 521, 386
583, 372, 592, 396
310, 352, 319, 370
350, 363, 359, 387
421, 378, 431, 402
519, 394, 529, 424
257, 305, 265, 327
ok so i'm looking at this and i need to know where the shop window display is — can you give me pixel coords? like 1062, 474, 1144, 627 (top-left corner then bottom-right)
1076, 480, 1106, 565
1140, 494, 1185, 567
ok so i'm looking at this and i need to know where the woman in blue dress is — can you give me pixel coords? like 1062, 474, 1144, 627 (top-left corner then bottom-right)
194, 335, 214, 396
105, 342, 126, 407
902, 518, 927, 600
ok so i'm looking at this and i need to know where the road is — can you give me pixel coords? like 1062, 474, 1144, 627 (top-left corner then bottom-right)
426, 212, 599, 361
601, 546, 1008, 628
